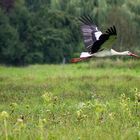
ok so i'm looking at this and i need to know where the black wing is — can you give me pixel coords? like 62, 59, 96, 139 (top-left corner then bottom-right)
79, 15, 102, 53
91, 26, 117, 54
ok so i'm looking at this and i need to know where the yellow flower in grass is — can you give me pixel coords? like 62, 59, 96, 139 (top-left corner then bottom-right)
77, 110, 81, 118
17, 118, 23, 123
10, 103, 18, 108
0, 111, 9, 120
108, 112, 115, 120
42, 92, 52, 103
38, 118, 47, 129
135, 92, 140, 103
14, 118, 26, 131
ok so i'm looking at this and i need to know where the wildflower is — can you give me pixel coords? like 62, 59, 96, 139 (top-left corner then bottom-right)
135, 92, 140, 102
77, 102, 86, 109
119, 93, 132, 118
76, 109, 83, 120
42, 92, 52, 103
10, 102, 18, 108
42, 118, 47, 124
77, 110, 82, 118
0, 111, 9, 140
76, 109, 87, 121
15, 118, 26, 130
17, 118, 23, 123
53, 96, 58, 102
38, 118, 46, 140
10, 103, 18, 114
108, 112, 115, 120
46, 109, 51, 113
20, 115, 25, 121
86, 101, 94, 108
0, 111, 9, 120
121, 93, 126, 98
83, 114, 88, 119
38, 118, 47, 128
94, 103, 106, 113
78, 137, 81, 140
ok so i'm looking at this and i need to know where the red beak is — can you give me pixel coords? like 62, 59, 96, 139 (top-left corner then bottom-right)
129, 53, 140, 58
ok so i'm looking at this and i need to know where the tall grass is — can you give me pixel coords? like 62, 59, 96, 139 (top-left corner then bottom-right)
0, 59, 140, 140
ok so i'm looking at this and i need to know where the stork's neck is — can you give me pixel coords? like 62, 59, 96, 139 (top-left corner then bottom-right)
111, 49, 127, 56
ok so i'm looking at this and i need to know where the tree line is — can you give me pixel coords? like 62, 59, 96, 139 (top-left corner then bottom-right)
0, 0, 140, 65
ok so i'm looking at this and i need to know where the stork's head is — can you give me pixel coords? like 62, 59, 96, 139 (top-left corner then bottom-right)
126, 51, 140, 58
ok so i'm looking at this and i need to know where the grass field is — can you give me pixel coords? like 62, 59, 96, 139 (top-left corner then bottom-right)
0, 59, 140, 140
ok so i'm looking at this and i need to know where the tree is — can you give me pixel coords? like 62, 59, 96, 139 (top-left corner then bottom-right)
0, 0, 140, 65
0, 0, 15, 12
0, 9, 26, 65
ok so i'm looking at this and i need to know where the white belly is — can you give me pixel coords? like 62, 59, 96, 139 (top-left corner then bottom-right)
80, 50, 113, 58
92, 50, 111, 57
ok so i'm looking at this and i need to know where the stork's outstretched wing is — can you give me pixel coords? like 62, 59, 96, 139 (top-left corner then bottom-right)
91, 26, 117, 53
80, 15, 117, 54
79, 15, 102, 53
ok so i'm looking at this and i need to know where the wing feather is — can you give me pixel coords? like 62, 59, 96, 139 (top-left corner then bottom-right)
79, 15, 117, 54
79, 15, 102, 53
91, 26, 117, 53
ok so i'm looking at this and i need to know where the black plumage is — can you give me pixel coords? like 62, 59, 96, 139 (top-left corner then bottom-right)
80, 15, 117, 54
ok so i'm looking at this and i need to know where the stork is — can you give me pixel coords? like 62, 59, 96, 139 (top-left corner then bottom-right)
71, 15, 139, 63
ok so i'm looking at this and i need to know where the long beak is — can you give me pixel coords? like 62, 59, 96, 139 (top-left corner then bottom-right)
129, 53, 140, 58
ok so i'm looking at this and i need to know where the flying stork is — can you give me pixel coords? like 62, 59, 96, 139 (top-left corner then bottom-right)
71, 15, 139, 63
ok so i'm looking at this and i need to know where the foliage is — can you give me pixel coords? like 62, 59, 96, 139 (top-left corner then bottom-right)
0, 0, 140, 65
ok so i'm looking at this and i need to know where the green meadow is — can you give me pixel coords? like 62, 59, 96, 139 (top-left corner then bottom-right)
0, 59, 140, 140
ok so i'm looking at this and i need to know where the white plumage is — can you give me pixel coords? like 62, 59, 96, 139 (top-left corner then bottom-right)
95, 31, 102, 40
